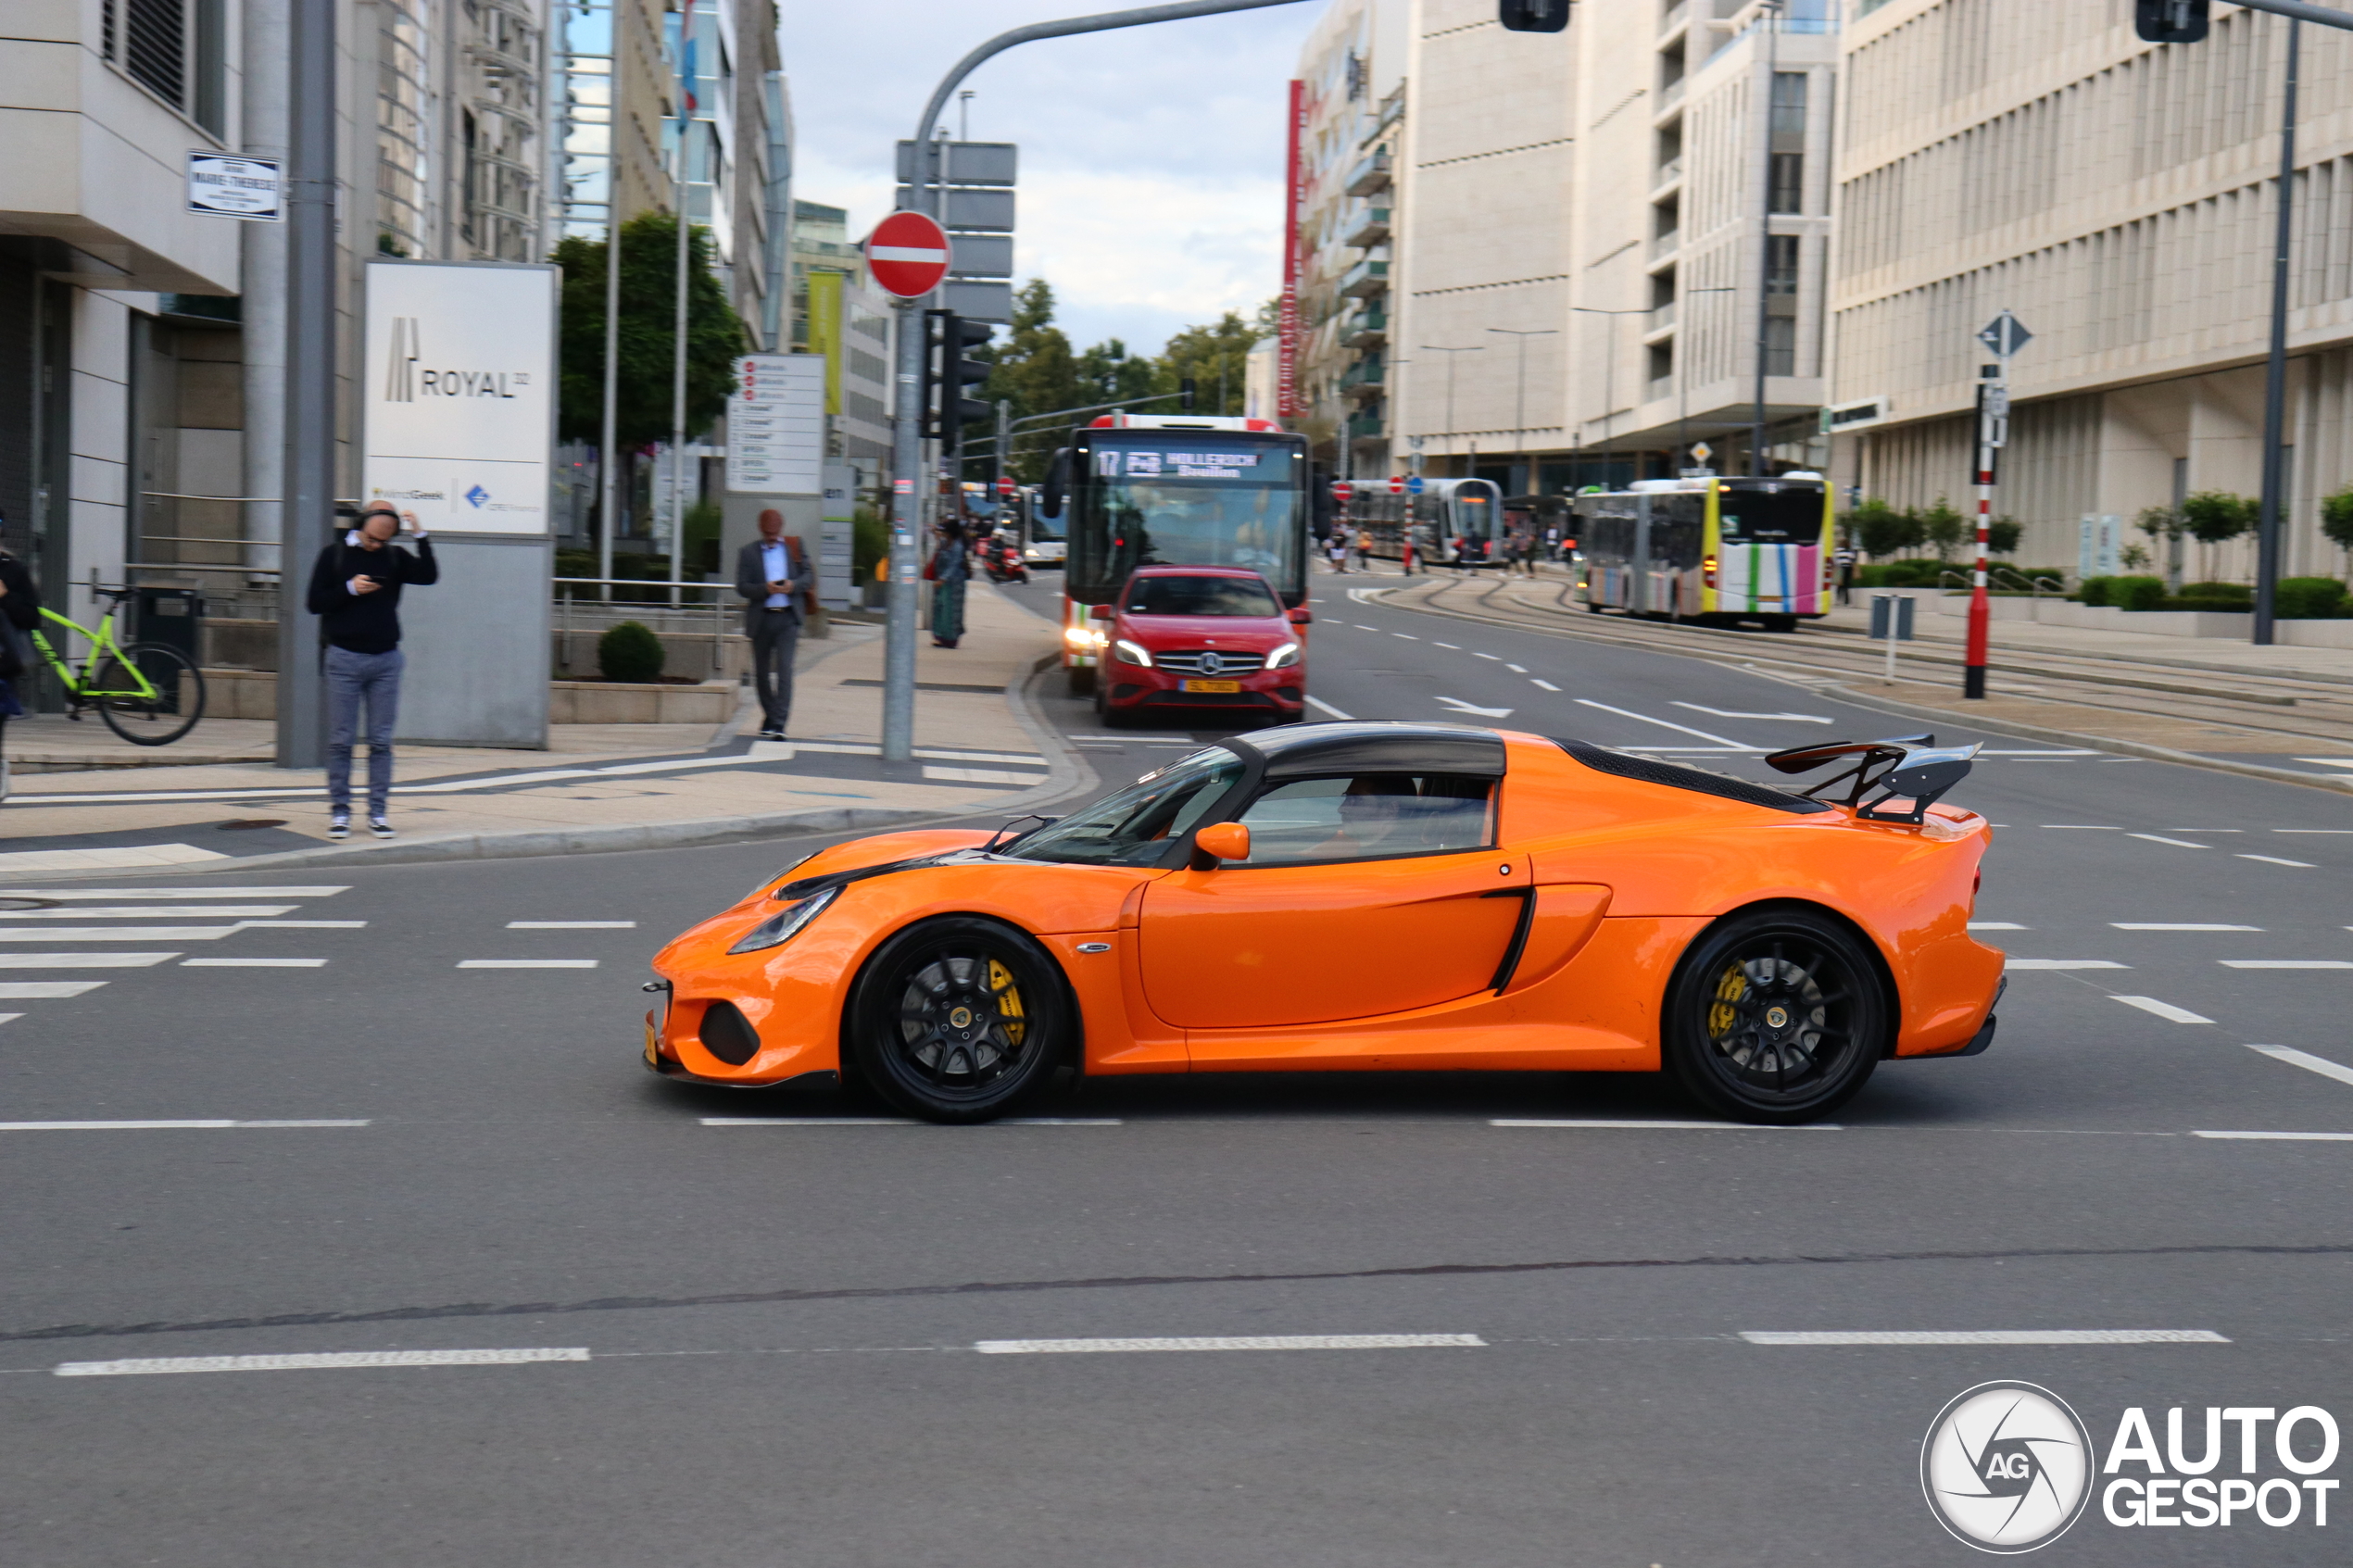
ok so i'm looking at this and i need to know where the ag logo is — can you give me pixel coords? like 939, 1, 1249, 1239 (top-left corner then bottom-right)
1921, 1382, 2093, 1552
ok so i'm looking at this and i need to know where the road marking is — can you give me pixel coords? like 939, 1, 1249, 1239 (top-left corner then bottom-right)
1474, 651, 1500, 660
2005, 959, 2128, 970
1390, 632, 1418, 640
1575, 699, 1743, 746
0, 1012, 18, 1024
1531, 679, 1561, 691
0, 953, 178, 968
1969, 922, 2026, 930
1505, 662, 1527, 672
0, 886, 346, 898
2129, 834, 2210, 849
0, 982, 106, 997
2249, 1045, 2353, 1088
1433, 642, 1460, 649
0, 1120, 369, 1131
54, 1348, 590, 1377
0, 905, 298, 919
1353, 623, 1381, 632
2221, 960, 2353, 970
508, 921, 637, 929
2111, 996, 2214, 1024
2114, 923, 2261, 931
973, 1335, 1484, 1355
0, 927, 238, 941
1304, 696, 1354, 720
1739, 1330, 2228, 1347
182, 958, 329, 968
2193, 1130, 2353, 1142
1491, 1119, 1842, 1132
2238, 854, 2315, 868
2291, 758, 2353, 769
238, 920, 365, 930
2277, 828, 2353, 834
1977, 749, 2104, 757
1434, 696, 1515, 719
2040, 825, 2122, 830
921, 765, 1043, 785
701, 1117, 1122, 1127
457, 959, 598, 970
1671, 702, 1833, 723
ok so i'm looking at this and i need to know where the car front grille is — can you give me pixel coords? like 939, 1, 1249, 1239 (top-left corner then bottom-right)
1153, 650, 1266, 676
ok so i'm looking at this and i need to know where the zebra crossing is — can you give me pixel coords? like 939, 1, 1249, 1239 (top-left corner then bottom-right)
0, 885, 355, 1015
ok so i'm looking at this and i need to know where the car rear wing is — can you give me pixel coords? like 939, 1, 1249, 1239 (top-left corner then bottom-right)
1762, 734, 1980, 824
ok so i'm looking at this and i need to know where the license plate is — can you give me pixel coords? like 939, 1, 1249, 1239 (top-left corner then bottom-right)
1182, 679, 1241, 693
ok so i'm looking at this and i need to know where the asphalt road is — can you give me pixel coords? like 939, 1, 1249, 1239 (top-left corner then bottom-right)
5, 571, 2349, 1566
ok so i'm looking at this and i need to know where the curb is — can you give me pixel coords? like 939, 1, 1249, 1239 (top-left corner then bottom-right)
2, 647, 1103, 883
1363, 583, 2353, 800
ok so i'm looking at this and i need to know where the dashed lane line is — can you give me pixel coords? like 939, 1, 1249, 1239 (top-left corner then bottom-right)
2111, 996, 2214, 1024
1575, 699, 1743, 747
55, 1348, 588, 1376
509, 921, 636, 929
1304, 696, 1354, 720
1492, 1119, 1841, 1132
0, 886, 347, 898
1505, 662, 1527, 672
701, 1117, 1122, 1127
2249, 1045, 2353, 1089
0, 1120, 368, 1131
2130, 834, 2211, 849
2005, 960, 2128, 971
2221, 960, 2353, 970
2239, 854, 2316, 868
2114, 923, 2261, 931
1739, 1330, 2228, 1347
1969, 922, 2027, 930
974, 1335, 1484, 1355
456, 960, 599, 970
0, 953, 177, 969
182, 959, 328, 968
2194, 1131, 2353, 1142
0, 983, 106, 998
0, 905, 298, 919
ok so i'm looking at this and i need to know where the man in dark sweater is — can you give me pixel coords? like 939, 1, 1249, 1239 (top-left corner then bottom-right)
305, 501, 438, 839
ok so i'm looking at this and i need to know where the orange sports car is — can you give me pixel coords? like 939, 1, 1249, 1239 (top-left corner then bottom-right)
644, 722, 2005, 1124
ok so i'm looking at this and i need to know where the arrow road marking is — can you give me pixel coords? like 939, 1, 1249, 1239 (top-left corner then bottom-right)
1671, 702, 1833, 723
1434, 696, 1516, 719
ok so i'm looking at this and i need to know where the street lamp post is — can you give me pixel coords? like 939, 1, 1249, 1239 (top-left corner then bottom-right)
1487, 327, 1557, 494
1419, 344, 1485, 474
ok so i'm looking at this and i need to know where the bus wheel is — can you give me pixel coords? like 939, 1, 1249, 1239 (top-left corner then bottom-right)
1583, 600, 1601, 614
1067, 666, 1096, 697
1766, 615, 1798, 634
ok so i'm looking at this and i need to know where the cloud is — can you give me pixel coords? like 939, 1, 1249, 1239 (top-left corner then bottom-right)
780, 0, 1318, 351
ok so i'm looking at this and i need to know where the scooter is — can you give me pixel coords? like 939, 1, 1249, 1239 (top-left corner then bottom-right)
982, 533, 1029, 584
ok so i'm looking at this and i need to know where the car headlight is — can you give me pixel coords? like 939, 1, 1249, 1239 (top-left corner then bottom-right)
1266, 641, 1302, 670
727, 885, 840, 955
1113, 638, 1154, 668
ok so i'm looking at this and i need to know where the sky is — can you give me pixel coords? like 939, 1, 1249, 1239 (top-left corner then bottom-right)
779, 0, 1323, 355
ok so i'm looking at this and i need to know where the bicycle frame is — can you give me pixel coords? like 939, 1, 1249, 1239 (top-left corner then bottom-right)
29, 602, 165, 705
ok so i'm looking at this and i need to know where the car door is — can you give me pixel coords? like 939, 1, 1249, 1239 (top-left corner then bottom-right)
1139, 770, 1528, 1031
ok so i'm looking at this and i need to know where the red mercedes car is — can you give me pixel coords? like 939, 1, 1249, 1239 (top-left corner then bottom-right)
1093, 566, 1310, 728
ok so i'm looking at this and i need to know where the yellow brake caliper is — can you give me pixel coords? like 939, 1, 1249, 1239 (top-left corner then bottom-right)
1708, 962, 1747, 1044
989, 960, 1026, 1048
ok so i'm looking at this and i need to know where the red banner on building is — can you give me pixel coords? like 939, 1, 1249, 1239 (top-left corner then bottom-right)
1277, 78, 1303, 422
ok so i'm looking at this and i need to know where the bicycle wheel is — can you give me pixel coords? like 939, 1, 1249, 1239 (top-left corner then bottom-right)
91, 644, 205, 746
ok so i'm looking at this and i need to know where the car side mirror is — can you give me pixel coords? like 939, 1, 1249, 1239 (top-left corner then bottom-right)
1288, 607, 1313, 625
1189, 822, 1251, 870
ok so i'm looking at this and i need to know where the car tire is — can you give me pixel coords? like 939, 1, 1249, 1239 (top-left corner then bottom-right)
1092, 677, 1127, 730
847, 916, 1073, 1123
1661, 906, 1887, 1125
1068, 666, 1096, 697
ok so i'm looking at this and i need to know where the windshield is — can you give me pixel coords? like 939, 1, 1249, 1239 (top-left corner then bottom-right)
1026, 500, 1064, 544
1073, 436, 1304, 601
1718, 485, 1825, 544
1123, 575, 1281, 618
1006, 748, 1243, 867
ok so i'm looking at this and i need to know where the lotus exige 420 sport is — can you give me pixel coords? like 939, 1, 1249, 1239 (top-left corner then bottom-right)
643, 722, 2005, 1124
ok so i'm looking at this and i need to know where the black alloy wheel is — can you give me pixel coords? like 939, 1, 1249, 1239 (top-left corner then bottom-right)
1662, 907, 1887, 1124
848, 916, 1070, 1123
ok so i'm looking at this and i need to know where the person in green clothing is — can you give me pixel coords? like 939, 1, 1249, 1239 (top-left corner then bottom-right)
929, 520, 969, 648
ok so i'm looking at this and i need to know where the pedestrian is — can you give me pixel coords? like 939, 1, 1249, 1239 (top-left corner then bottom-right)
927, 519, 969, 648
1354, 525, 1372, 572
0, 511, 41, 803
1326, 529, 1349, 573
734, 508, 813, 740
305, 500, 437, 840
1833, 542, 1858, 607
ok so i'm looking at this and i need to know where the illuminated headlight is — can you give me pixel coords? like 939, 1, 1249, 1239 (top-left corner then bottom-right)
1266, 641, 1302, 670
727, 885, 840, 955
1113, 638, 1154, 668
1063, 626, 1109, 648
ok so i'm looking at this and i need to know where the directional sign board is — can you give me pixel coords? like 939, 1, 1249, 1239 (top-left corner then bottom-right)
1406, 475, 1424, 495
1978, 311, 2032, 358
864, 211, 951, 299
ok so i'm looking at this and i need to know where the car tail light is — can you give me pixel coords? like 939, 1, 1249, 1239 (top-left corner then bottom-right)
1703, 554, 1718, 588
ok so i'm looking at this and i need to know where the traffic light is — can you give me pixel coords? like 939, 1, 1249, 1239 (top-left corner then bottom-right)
2134, 0, 2208, 43
1498, 0, 1572, 32
922, 308, 992, 455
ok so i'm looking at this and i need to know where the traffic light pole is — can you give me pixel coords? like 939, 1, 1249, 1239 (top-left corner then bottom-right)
1966, 362, 2007, 700
884, 0, 1310, 762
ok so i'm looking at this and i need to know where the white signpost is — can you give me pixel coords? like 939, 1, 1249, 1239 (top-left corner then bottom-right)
725, 355, 825, 495
359, 258, 558, 746
186, 153, 283, 220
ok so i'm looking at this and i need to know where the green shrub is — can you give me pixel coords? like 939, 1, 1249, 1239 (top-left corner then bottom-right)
1846, 498, 1923, 560
1986, 518, 2024, 557
598, 620, 666, 683
2180, 581, 2251, 602
2078, 576, 2112, 606
851, 506, 887, 585
1856, 557, 1953, 588
2106, 575, 2168, 611
2276, 576, 2351, 619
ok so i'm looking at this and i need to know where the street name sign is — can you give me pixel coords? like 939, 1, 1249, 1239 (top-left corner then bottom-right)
865, 212, 951, 299
186, 153, 283, 220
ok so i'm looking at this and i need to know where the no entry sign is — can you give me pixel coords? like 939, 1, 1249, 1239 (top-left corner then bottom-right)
864, 211, 951, 299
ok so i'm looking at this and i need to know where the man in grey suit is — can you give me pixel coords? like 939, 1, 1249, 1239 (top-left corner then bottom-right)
735, 508, 812, 740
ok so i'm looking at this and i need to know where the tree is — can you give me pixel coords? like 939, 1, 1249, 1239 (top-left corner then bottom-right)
2135, 502, 2187, 593
1846, 497, 1922, 560
1919, 497, 1969, 561
1151, 310, 1264, 417
1986, 517, 2023, 557
2320, 485, 2353, 572
2180, 490, 2257, 582
976, 280, 1088, 482
553, 213, 746, 452
1075, 337, 1157, 406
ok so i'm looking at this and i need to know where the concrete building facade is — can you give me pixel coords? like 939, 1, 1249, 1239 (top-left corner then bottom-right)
1830, 0, 2353, 581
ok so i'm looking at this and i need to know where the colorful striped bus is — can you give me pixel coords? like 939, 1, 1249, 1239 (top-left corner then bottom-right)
1569, 474, 1834, 631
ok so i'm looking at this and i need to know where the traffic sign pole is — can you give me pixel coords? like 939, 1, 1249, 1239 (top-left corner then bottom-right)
1966, 311, 2027, 700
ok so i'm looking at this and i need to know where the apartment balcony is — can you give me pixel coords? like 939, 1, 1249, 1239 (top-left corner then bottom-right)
1340, 355, 1385, 399
1660, 0, 1690, 33
1346, 408, 1385, 442
1343, 307, 1388, 349
1346, 149, 1392, 197
1648, 374, 1676, 403
1655, 78, 1685, 116
1340, 256, 1390, 297
1648, 228, 1680, 261
1650, 156, 1684, 196
1645, 300, 1677, 338
1344, 205, 1392, 248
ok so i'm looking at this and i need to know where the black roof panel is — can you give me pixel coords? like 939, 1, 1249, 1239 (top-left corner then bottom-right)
1229, 721, 1508, 779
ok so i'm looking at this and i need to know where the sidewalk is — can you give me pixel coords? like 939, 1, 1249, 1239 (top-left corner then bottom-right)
0, 583, 1087, 879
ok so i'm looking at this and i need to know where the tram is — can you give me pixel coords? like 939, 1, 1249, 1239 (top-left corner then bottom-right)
1570, 473, 1834, 630
1333, 477, 1506, 567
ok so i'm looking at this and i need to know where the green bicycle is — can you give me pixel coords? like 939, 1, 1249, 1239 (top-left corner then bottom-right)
27, 587, 207, 746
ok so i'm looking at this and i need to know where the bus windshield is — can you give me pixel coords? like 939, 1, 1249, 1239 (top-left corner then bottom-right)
1026, 496, 1064, 544
1072, 436, 1304, 602
1717, 486, 1825, 543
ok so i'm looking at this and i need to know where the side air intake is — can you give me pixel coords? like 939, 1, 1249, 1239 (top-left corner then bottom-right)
698, 1000, 762, 1066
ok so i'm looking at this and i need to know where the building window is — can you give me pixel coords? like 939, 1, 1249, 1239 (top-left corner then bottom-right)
1764, 316, 1796, 378
1768, 154, 1805, 215
121, 0, 186, 108
1766, 234, 1800, 296
1769, 72, 1808, 138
